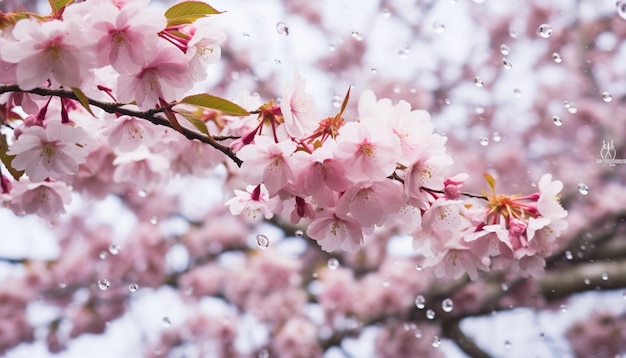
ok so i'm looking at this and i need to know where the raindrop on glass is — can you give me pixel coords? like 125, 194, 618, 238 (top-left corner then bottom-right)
537, 24, 553, 38
492, 132, 502, 142
256, 234, 269, 249
109, 244, 120, 255
426, 309, 436, 319
479, 137, 489, 146
602, 91, 613, 102
295, 229, 304, 237
442, 298, 454, 313
431, 336, 441, 348
98, 279, 110, 291
138, 189, 148, 198
617, 0, 626, 19
601, 273, 608, 281
502, 58, 512, 69
99, 251, 108, 260
474, 76, 484, 87
565, 250, 573, 260
162, 317, 172, 327
500, 44, 510, 55
276, 22, 289, 36
415, 295, 426, 309
432, 21, 446, 34
552, 52, 562, 63
578, 183, 589, 195
327, 258, 339, 270
128, 283, 139, 293
552, 115, 563, 126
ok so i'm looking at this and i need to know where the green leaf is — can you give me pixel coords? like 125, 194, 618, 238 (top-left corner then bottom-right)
164, 1, 223, 27
71, 87, 94, 116
483, 173, 496, 194
180, 94, 249, 116
174, 107, 210, 136
0, 133, 24, 180
48, 0, 73, 12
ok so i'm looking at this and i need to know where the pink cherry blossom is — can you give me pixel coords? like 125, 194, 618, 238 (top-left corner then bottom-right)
335, 179, 404, 227
103, 115, 158, 152
537, 173, 567, 219
116, 44, 193, 109
112, 147, 169, 189
9, 180, 72, 220
280, 70, 319, 139
306, 209, 364, 252
0, 19, 94, 90
8, 121, 90, 182
333, 121, 400, 183
186, 18, 226, 81
236, 135, 297, 196
225, 184, 274, 221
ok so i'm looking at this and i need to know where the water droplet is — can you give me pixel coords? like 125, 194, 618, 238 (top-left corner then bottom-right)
565, 250, 573, 260
442, 298, 453, 312
415, 330, 422, 339
327, 258, 339, 270
431, 336, 441, 348
415, 263, 423, 271
99, 251, 108, 260
328, 44, 336, 52
382, 279, 391, 287
500, 44, 510, 55
505, 340, 512, 349
432, 21, 446, 34
475, 106, 485, 114
564, 100, 578, 113
552, 52, 562, 63
331, 94, 341, 108
479, 137, 489, 146
98, 279, 110, 291
617, 0, 626, 19
59, 282, 67, 288
502, 58, 512, 69
474, 76, 484, 87
444, 98, 451, 105
351, 31, 363, 41
398, 47, 410, 60
242, 32, 250, 39
256, 234, 269, 249
150, 216, 159, 225
552, 115, 563, 126
622, 291, 626, 300
128, 283, 139, 293
513, 88, 522, 97
578, 183, 589, 195
509, 30, 518, 38
258, 349, 269, 358
370, 68, 377, 73
138, 189, 148, 198
276, 22, 289, 36
492, 132, 502, 142
295, 229, 304, 237
584, 278, 591, 285
109, 244, 120, 255
602, 91, 613, 102
162, 317, 172, 327
274, 59, 282, 64
426, 309, 436, 319
537, 24, 553, 38
501, 283, 509, 291
415, 295, 426, 309
381, 8, 391, 18
560, 304, 567, 312
601, 273, 609, 281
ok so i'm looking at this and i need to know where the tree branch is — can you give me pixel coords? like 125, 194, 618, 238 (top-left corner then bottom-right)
0, 85, 243, 167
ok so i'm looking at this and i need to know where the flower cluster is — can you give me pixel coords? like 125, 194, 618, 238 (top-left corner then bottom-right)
226, 72, 568, 278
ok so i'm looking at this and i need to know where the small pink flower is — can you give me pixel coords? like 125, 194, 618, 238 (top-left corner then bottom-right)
537, 174, 567, 219
112, 147, 169, 189
103, 115, 158, 152
443, 173, 469, 200
307, 209, 364, 252
186, 18, 226, 81
10, 180, 72, 220
236, 135, 297, 196
8, 121, 90, 182
0, 19, 94, 90
335, 179, 404, 227
280, 70, 319, 139
225, 184, 274, 221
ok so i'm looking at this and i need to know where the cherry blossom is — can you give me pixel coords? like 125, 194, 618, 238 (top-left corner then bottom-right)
9, 180, 72, 220
103, 115, 158, 152
8, 121, 90, 182
280, 70, 319, 139
225, 184, 274, 221
306, 209, 365, 252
